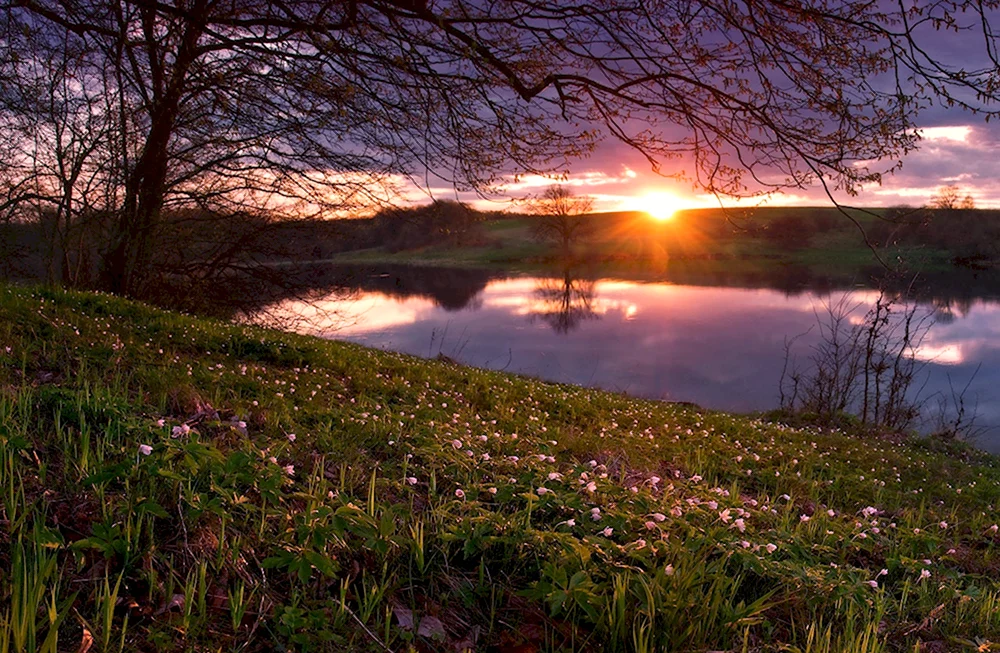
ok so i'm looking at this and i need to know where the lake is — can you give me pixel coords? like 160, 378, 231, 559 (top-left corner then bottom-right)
244, 264, 1000, 451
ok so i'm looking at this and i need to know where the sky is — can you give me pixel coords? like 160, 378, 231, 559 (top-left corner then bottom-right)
403, 118, 999, 214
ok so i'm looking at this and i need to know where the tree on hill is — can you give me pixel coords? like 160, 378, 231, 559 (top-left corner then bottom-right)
530, 185, 595, 255
4, 0, 1000, 296
929, 185, 976, 210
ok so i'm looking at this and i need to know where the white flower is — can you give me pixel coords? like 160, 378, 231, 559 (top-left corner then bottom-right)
454, 489, 465, 499
138, 444, 153, 456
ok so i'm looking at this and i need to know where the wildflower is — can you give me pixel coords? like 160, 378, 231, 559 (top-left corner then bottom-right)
488, 487, 498, 494
765, 543, 777, 554
866, 580, 879, 589
651, 512, 666, 522
138, 444, 153, 456
155, 419, 165, 427
547, 472, 563, 481
732, 518, 746, 533
558, 519, 576, 528
913, 528, 921, 534
600, 526, 613, 537
451, 439, 463, 449
670, 506, 683, 517
171, 423, 190, 438
590, 508, 602, 521
827, 509, 836, 517
690, 475, 702, 483
706, 500, 718, 510
664, 564, 675, 575
719, 509, 732, 523
645, 521, 657, 530
633, 539, 647, 549
584, 481, 597, 493
649, 476, 661, 485
406, 477, 418, 485
919, 569, 931, 581
287, 433, 296, 442
740, 540, 751, 548
455, 489, 465, 499
947, 548, 956, 555
939, 521, 948, 529
990, 524, 999, 534
283, 465, 295, 476
537, 487, 551, 495
800, 514, 810, 522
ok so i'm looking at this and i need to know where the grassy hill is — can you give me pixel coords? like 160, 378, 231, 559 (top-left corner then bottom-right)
2, 284, 1000, 651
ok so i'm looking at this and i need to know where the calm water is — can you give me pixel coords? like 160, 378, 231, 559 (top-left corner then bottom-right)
247, 266, 1000, 451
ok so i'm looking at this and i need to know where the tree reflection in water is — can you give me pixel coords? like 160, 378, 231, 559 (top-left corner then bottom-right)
530, 266, 599, 334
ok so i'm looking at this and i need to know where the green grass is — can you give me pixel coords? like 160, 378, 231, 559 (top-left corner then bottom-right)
2, 284, 1000, 651
323, 208, 962, 282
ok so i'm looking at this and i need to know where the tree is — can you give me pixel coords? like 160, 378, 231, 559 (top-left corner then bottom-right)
929, 185, 962, 209
960, 195, 977, 210
530, 185, 594, 255
4, 0, 1000, 297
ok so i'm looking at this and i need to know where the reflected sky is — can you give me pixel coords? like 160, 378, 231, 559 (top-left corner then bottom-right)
258, 274, 1000, 451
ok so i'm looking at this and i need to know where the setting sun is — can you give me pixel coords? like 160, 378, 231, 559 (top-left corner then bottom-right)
634, 192, 686, 221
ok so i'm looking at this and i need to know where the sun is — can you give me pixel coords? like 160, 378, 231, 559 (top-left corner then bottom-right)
635, 192, 685, 221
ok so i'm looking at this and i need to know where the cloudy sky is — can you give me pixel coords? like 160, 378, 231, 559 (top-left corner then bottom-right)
406, 117, 997, 214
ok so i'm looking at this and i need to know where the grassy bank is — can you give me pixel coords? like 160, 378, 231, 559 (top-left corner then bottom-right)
322, 208, 963, 281
2, 284, 1000, 652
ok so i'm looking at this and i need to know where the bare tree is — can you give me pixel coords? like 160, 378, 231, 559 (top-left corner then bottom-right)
929, 185, 962, 209
780, 288, 936, 431
5, 0, 1000, 297
530, 185, 595, 256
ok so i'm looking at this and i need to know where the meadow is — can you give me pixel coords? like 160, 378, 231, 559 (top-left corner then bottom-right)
1, 284, 1000, 651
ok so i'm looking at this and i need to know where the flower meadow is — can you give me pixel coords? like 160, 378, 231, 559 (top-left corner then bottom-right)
1, 285, 1000, 652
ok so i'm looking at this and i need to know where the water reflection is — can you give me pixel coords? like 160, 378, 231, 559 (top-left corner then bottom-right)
529, 266, 599, 334
245, 263, 1000, 451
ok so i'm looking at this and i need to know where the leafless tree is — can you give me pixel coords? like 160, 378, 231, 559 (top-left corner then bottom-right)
780, 288, 936, 431
5, 0, 1000, 297
929, 185, 962, 210
530, 185, 595, 256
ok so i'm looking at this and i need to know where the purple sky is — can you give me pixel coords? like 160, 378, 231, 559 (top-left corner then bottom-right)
401, 119, 998, 213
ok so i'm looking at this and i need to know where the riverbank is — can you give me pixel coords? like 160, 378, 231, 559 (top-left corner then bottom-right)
2, 284, 1000, 652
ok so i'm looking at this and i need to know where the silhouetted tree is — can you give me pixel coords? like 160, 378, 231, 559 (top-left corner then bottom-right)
5, 0, 1000, 297
530, 186, 594, 256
